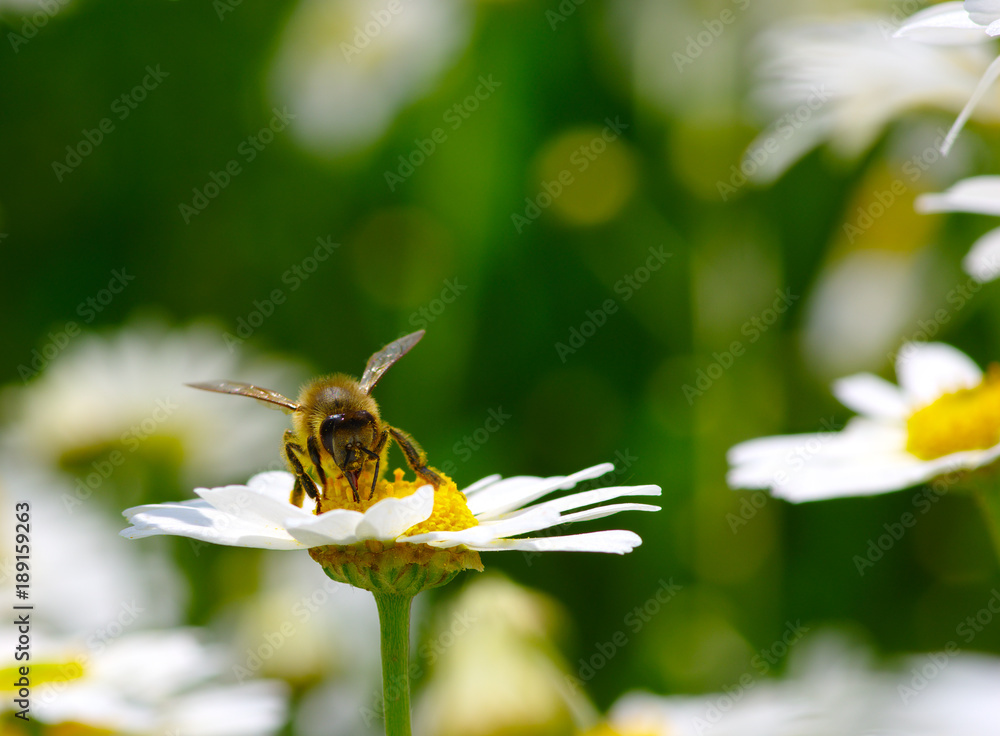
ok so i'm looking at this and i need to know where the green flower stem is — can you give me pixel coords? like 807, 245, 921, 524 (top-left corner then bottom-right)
373, 591, 414, 736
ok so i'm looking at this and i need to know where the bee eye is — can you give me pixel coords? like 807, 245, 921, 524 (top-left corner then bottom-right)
319, 414, 345, 455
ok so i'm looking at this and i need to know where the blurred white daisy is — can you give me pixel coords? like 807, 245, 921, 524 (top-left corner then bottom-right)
728, 342, 1000, 501
895, 1, 1000, 154
747, 17, 1000, 182
227, 553, 386, 736
121, 463, 660, 555
595, 634, 892, 736
880, 650, 1000, 735
917, 175, 1000, 282
1, 321, 303, 487
0, 628, 288, 735
0, 459, 184, 635
801, 247, 934, 380
414, 574, 593, 736
269, 0, 471, 156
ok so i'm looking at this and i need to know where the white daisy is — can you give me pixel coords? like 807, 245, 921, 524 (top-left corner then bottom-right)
881, 650, 1000, 735
592, 634, 891, 736
269, 0, 471, 156
895, 1, 1000, 154
747, 17, 1000, 182
122, 463, 660, 556
0, 459, 184, 635
727, 342, 1000, 502
916, 175, 1000, 282
2, 321, 303, 487
0, 628, 289, 735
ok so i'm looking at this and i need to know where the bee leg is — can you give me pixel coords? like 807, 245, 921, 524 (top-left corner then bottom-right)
361, 427, 391, 500
284, 432, 318, 510
387, 425, 443, 487
306, 436, 328, 491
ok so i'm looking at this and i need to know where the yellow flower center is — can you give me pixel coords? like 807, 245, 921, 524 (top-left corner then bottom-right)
317, 467, 479, 535
0, 660, 86, 690
906, 366, 1000, 460
579, 724, 665, 736
309, 468, 483, 595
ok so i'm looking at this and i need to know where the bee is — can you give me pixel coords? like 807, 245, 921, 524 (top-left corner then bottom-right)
187, 330, 442, 509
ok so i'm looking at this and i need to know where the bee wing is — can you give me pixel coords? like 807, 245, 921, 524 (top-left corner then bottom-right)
359, 330, 425, 394
186, 380, 300, 413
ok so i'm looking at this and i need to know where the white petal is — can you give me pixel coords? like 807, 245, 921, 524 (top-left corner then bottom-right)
195, 483, 313, 528
461, 473, 503, 497
164, 681, 290, 736
508, 484, 662, 517
894, 3, 987, 44
284, 508, 365, 546
832, 373, 909, 419
355, 485, 435, 540
963, 226, 1000, 281
465, 530, 644, 554
916, 175, 1000, 216
467, 463, 615, 519
988, 17, 1000, 35
247, 470, 308, 502
968, 0, 1000, 26
121, 502, 303, 549
402, 507, 562, 546
895, 342, 982, 407
554, 502, 661, 524
938, 53, 1000, 155
728, 419, 903, 494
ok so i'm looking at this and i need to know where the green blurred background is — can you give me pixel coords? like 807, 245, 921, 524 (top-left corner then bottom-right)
4, 0, 1000, 730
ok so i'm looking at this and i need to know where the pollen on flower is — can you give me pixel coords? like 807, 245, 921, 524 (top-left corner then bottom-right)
906, 365, 1000, 460
317, 467, 478, 535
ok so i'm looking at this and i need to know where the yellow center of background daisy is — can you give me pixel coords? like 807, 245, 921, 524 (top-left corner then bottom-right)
317, 467, 478, 534
578, 724, 666, 736
906, 366, 1000, 460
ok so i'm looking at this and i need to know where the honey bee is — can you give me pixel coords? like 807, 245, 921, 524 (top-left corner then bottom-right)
187, 330, 442, 508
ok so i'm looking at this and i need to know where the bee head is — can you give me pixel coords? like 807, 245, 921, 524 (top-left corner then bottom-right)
319, 410, 376, 492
